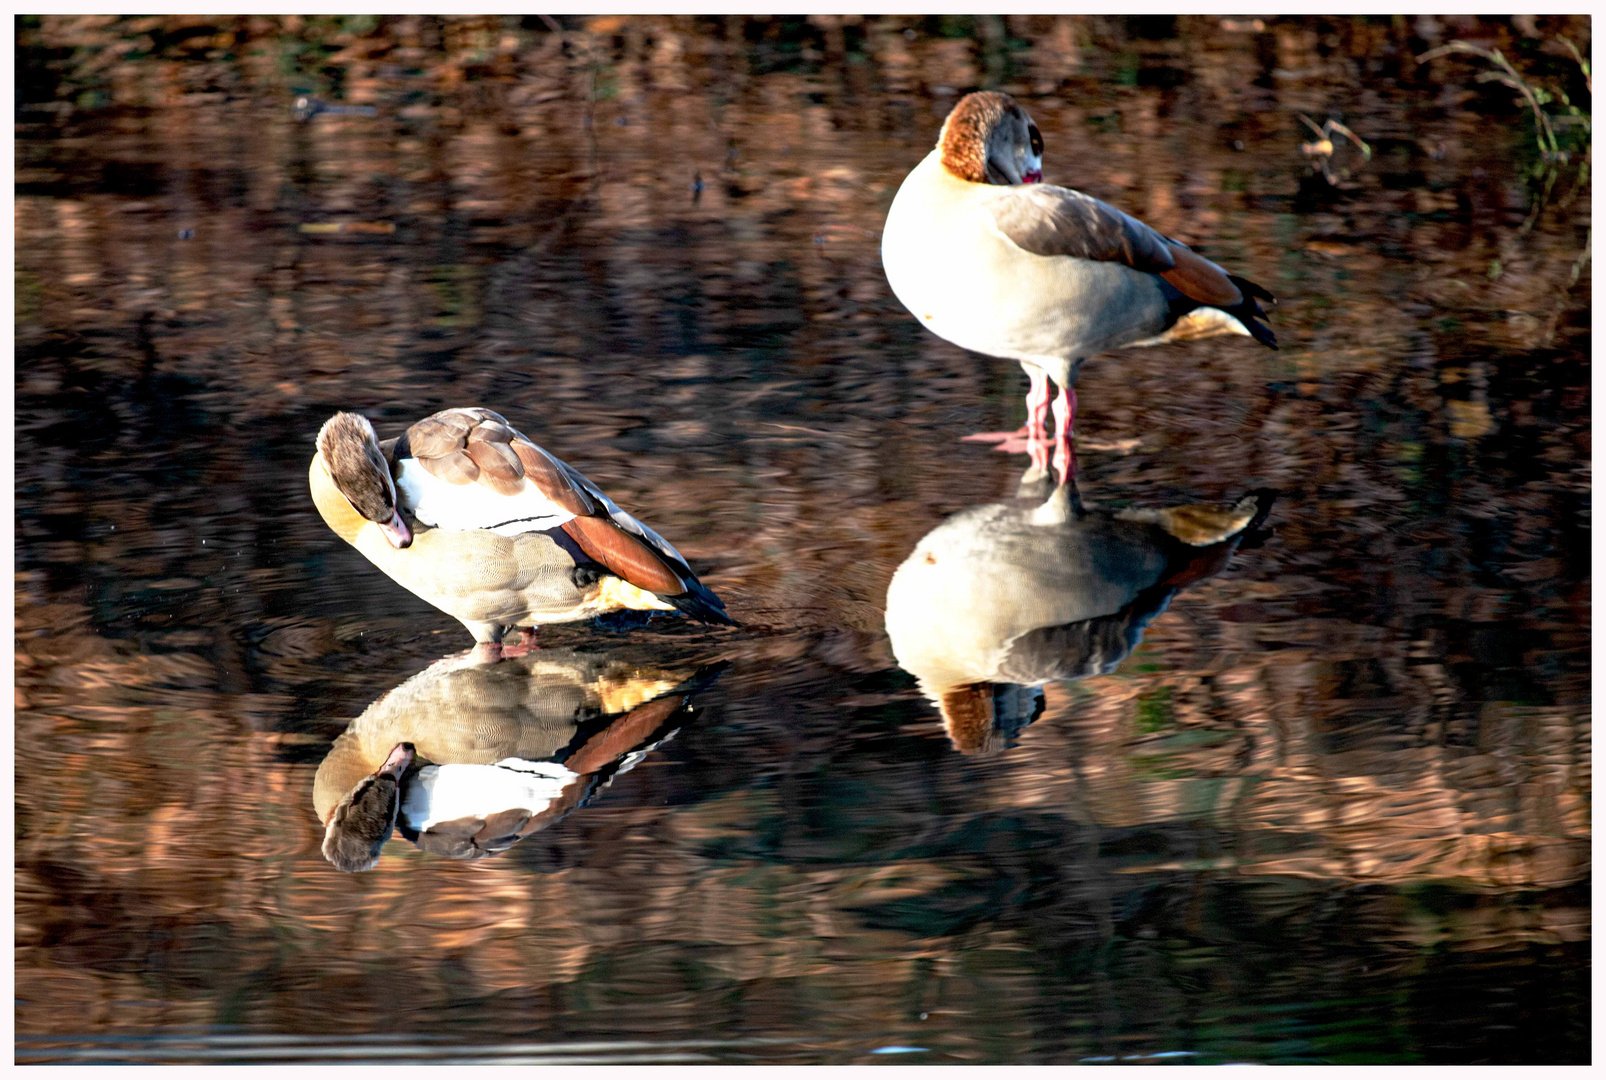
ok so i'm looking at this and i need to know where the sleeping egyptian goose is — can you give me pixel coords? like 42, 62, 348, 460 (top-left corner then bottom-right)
881, 90, 1276, 484
315, 648, 721, 871
884, 473, 1274, 754
310, 407, 734, 659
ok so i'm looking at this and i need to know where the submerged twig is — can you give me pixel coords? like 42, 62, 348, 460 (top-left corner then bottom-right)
1420, 41, 1564, 160
1298, 113, 1371, 185
1543, 226, 1591, 347
1418, 37, 1591, 230
1557, 36, 1590, 94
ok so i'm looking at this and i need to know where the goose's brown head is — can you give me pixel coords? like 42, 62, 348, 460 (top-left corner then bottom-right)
320, 742, 415, 873
316, 412, 412, 548
937, 90, 1044, 186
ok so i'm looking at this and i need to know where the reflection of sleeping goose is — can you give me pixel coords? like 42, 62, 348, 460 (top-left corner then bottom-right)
310, 408, 734, 661
885, 479, 1274, 754
314, 649, 720, 871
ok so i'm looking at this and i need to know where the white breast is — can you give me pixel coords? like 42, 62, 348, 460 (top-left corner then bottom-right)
399, 758, 577, 832
396, 457, 576, 535
882, 152, 1169, 373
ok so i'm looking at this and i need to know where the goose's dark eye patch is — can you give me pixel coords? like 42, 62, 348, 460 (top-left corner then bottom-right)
1028, 125, 1043, 157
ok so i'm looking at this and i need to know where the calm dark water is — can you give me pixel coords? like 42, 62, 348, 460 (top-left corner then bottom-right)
15, 15, 1590, 1065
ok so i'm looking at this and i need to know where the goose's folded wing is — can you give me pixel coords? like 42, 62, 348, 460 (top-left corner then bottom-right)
522, 445, 727, 606
985, 183, 1243, 307
564, 688, 689, 775
396, 407, 694, 599
549, 455, 689, 564
403, 408, 589, 510
534, 448, 698, 597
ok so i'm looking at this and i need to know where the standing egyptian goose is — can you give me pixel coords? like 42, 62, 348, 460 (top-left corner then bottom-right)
310, 407, 734, 659
885, 473, 1274, 753
881, 90, 1276, 483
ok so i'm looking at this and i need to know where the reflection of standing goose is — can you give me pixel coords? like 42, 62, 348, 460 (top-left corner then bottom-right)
881, 90, 1275, 482
315, 649, 721, 871
310, 408, 734, 661
885, 478, 1274, 754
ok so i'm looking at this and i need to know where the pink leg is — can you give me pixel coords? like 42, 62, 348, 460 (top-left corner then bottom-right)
498, 626, 539, 658
1026, 371, 1052, 475
963, 368, 1051, 458
1026, 369, 1051, 441
1051, 385, 1078, 486
471, 628, 537, 664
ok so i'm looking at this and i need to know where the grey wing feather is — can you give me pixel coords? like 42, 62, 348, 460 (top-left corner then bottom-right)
986, 184, 1177, 272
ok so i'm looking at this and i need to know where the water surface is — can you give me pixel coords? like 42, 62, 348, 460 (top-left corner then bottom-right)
15, 15, 1590, 1065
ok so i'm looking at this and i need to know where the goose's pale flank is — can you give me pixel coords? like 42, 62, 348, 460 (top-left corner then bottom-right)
310, 407, 734, 660
881, 90, 1276, 484
885, 475, 1275, 754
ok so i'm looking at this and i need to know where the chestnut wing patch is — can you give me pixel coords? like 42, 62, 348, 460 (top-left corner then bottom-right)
560, 514, 687, 597
564, 691, 686, 775
1158, 244, 1244, 308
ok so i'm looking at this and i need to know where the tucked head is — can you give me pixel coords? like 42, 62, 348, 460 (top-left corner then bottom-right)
937, 90, 1044, 186
320, 742, 415, 872
316, 412, 412, 548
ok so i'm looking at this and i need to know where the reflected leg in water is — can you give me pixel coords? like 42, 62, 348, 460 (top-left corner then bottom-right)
474, 627, 539, 663
964, 367, 1051, 476
1051, 384, 1078, 485
471, 641, 509, 664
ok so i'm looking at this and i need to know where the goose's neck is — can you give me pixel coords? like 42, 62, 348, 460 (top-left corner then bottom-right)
309, 454, 369, 545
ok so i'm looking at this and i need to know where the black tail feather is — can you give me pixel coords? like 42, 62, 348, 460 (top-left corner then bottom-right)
1225, 274, 1277, 350
1230, 274, 1275, 304
668, 579, 737, 627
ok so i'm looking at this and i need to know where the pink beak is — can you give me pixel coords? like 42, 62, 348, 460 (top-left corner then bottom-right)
381, 511, 412, 549
378, 742, 415, 778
